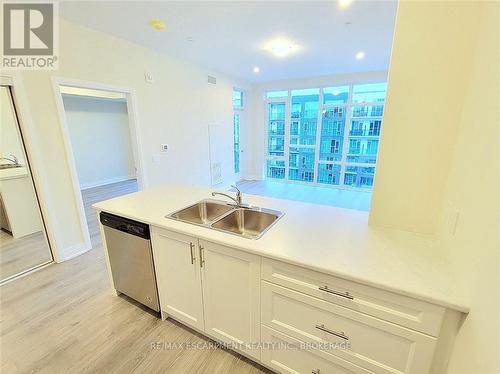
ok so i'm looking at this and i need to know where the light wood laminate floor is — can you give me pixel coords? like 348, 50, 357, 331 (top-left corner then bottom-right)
235, 180, 372, 211
81, 179, 139, 248
1, 179, 269, 373
0, 228, 52, 282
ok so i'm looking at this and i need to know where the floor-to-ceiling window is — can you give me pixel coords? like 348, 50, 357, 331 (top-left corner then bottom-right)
265, 82, 387, 190
232, 89, 243, 174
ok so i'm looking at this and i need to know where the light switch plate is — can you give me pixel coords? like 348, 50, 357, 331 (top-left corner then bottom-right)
160, 144, 168, 152
145, 72, 154, 84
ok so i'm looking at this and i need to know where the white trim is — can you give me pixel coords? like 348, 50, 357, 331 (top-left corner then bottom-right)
51, 79, 92, 252
312, 89, 324, 183
59, 86, 126, 100
0, 76, 14, 85
1, 74, 59, 262
0, 261, 53, 286
58, 242, 90, 262
51, 77, 147, 254
80, 175, 136, 190
339, 84, 354, 185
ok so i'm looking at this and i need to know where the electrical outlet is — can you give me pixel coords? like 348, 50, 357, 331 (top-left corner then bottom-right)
160, 144, 168, 152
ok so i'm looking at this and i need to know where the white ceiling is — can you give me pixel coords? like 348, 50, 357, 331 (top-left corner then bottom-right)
60, 1, 397, 83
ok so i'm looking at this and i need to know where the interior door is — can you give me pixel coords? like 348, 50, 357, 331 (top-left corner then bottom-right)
151, 228, 204, 330
200, 240, 261, 360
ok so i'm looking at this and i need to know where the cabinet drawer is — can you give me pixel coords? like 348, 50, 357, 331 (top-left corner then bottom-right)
261, 325, 374, 374
262, 258, 444, 336
261, 281, 437, 374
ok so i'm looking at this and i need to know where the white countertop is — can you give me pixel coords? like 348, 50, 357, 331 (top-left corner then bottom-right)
93, 184, 469, 313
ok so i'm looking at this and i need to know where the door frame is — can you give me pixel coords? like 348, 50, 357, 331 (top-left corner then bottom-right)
51, 77, 146, 250
0, 75, 56, 280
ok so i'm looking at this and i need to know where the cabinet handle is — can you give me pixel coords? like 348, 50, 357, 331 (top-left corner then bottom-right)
189, 243, 195, 265
199, 244, 205, 268
318, 285, 354, 300
315, 324, 349, 340
312, 370, 320, 374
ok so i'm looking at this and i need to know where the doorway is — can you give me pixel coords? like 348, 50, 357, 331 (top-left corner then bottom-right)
0, 84, 53, 283
53, 82, 144, 249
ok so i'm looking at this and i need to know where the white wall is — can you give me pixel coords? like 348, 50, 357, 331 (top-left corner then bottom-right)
62, 95, 135, 189
436, 3, 500, 373
8, 18, 249, 260
1, 88, 26, 165
246, 71, 388, 180
369, 1, 481, 234
365, 2, 499, 372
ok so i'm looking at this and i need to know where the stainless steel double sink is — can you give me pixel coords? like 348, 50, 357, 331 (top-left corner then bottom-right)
166, 199, 283, 239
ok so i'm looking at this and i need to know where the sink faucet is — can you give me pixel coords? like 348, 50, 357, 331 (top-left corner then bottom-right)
212, 185, 242, 207
0, 154, 19, 165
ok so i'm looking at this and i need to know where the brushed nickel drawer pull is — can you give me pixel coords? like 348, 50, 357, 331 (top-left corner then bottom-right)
318, 285, 354, 300
199, 244, 205, 268
189, 243, 195, 265
315, 324, 349, 340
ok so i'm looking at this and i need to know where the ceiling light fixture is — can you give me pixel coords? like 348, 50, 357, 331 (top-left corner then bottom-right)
149, 19, 166, 31
355, 51, 365, 60
338, 0, 353, 9
263, 38, 299, 58
253, 66, 260, 73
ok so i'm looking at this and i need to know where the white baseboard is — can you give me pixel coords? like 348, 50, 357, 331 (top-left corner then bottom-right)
58, 242, 91, 262
80, 175, 136, 190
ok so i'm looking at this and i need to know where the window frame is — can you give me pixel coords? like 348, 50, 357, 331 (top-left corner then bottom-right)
232, 89, 244, 109
233, 89, 245, 175
264, 82, 386, 191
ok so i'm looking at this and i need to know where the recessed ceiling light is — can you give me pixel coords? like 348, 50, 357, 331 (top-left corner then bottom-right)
355, 51, 365, 60
253, 66, 260, 73
149, 19, 166, 31
263, 38, 299, 58
338, 0, 353, 9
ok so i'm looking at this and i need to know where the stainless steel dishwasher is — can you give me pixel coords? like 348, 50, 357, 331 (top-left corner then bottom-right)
100, 212, 160, 312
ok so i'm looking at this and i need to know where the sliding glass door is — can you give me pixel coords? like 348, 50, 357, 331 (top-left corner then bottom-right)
265, 83, 387, 190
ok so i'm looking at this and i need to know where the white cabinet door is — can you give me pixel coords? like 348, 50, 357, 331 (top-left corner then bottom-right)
151, 228, 204, 330
200, 240, 261, 360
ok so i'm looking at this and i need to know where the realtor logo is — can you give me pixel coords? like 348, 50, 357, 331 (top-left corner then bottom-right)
2, 2, 58, 69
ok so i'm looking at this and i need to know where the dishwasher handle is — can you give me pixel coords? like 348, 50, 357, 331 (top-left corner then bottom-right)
100, 212, 150, 240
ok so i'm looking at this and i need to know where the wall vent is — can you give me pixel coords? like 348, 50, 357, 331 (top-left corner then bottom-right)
207, 75, 217, 84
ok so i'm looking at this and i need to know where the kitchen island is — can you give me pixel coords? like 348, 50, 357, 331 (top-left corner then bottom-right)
94, 184, 468, 374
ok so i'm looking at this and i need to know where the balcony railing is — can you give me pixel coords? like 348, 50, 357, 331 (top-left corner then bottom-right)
349, 129, 381, 136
